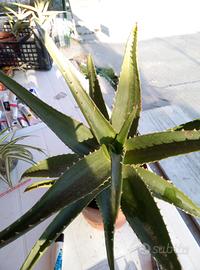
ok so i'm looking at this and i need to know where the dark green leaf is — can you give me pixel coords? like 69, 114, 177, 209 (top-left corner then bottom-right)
117, 107, 137, 145
0, 71, 96, 155
121, 165, 181, 270
124, 130, 200, 164
39, 28, 116, 145
20, 187, 106, 270
96, 151, 123, 270
170, 119, 200, 131
96, 187, 114, 270
111, 25, 141, 136
136, 166, 200, 217
0, 147, 111, 248
87, 55, 109, 120
22, 154, 79, 179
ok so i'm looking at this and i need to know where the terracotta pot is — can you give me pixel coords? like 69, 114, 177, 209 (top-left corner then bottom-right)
0, 31, 21, 57
0, 31, 15, 40
82, 206, 126, 230
0, 31, 16, 43
0, 67, 14, 91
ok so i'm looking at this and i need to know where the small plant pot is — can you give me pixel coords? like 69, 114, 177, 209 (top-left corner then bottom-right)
0, 31, 17, 48
0, 66, 14, 91
82, 206, 126, 230
0, 31, 16, 41
0, 24, 52, 70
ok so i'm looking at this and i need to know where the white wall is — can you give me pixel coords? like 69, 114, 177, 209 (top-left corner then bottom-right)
71, 0, 200, 41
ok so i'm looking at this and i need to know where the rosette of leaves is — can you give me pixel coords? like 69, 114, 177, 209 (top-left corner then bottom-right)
3, 5, 32, 39
10, 0, 62, 29
0, 25, 200, 270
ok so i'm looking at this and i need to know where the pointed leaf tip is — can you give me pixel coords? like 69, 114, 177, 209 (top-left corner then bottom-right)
111, 24, 141, 137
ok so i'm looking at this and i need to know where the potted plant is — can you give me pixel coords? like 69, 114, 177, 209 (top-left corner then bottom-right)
0, 4, 32, 58
0, 25, 200, 270
0, 0, 56, 70
0, 128, 44, 188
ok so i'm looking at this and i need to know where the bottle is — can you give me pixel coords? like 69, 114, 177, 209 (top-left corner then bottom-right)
8, 91, 18, 102
10, 103, 18, 120
18, 103, 37, 125
3, 93, 10, 111
53, 233, 64, 270
18, 112, 29, 127
18, 103, 32, 117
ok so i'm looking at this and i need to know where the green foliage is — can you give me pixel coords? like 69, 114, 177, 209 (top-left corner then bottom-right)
87, 55, 109, 120
124, 130, 200, 165
169, 118, 200, 131
0, 147, 110, 248
79, 62, 118, 90
96, 67, 119, 90
121, 165, 181, 270
136, 166, 200, 217
0, 129, 43, 187
0, 71, 96, 155
22, 154, 79, 179
4, 6, 32, 38
0, 24, 200, 270
2, 0, 59, 39
111, 24, 141, 136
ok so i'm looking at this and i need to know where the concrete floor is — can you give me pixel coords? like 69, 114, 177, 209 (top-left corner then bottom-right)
66, 0, 200, 120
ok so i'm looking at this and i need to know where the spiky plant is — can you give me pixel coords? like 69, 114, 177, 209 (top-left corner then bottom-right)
9, 0, 62, 29
0, 25, 200, 270
3, 5, 32, 38
0, 129, 43, 188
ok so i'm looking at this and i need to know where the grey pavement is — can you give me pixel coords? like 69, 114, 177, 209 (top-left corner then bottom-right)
63, 31, 200, 119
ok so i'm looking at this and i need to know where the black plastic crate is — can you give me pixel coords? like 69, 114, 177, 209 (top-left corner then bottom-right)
0, 23, 52, 70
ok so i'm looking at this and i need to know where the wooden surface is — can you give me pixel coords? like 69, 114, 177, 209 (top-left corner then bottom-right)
0, 65, 200, 269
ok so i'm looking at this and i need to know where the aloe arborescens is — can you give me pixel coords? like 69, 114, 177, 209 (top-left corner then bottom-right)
0, 25, 200, 270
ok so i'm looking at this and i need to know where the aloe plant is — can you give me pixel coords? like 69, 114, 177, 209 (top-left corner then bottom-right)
0, 129, 43, 188
0, 25, 200, 270
3, 5, 32, 38
9, 0, 62, 28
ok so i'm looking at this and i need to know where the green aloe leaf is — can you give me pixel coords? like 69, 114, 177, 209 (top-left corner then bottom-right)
96, 152, 123, 270
38, 27, 116, 145
124, 130, 200, 165
0, 71, 96, 155
25, 179, 56, 192
110, 152, 123, 222
87, 54, 117, 269
87, 55, 109, 120
111, 25, 141, 136
121, 165, 181, 270
22, 154, 79, 179
96, 187, 114, 270
117, 107, 137, 145
20, 186, 107, 270
136, 166, 200, 217
0, 147, 111, 248
170, 119, 200, 131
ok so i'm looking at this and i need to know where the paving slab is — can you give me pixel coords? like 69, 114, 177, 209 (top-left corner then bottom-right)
64, 31, 200, 116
